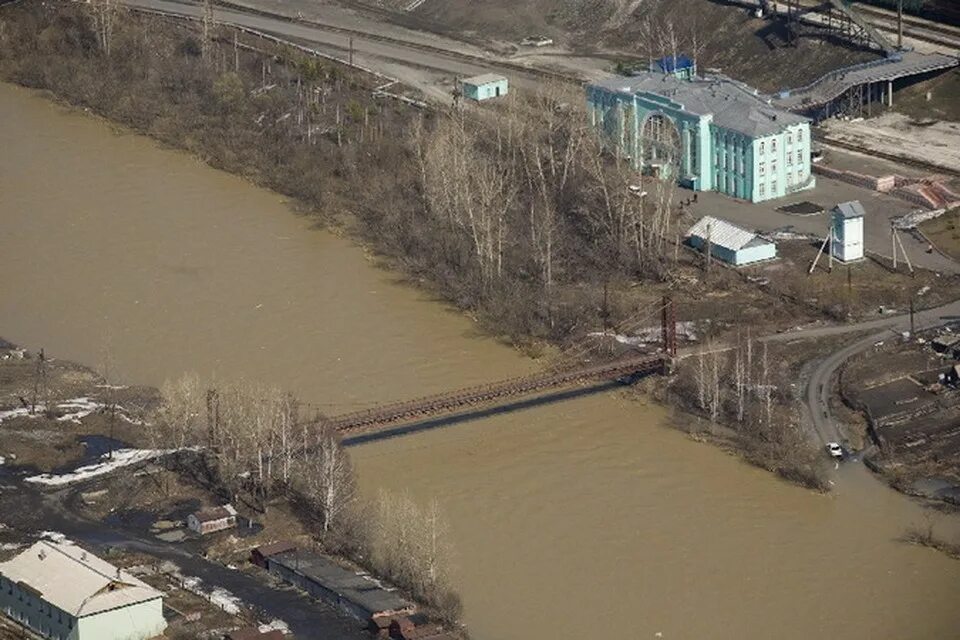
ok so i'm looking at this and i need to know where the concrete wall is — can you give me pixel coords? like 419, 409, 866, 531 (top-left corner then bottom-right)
0, 580, 164, 640
688, 237, 776, 266
76, 599, 166, 640
750, 123, 815, 202
464, 79, 508, 101
1, 576, 78, 640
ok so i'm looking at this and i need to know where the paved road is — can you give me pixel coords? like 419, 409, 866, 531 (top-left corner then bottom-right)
767, 296, 960, 446
117, 0, 609, 100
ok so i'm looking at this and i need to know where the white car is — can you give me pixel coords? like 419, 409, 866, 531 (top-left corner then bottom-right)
826, 442, 844, 459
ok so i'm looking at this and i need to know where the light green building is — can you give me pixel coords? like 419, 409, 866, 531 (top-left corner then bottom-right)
586, 62, 816, 203
0, 539, 166, 640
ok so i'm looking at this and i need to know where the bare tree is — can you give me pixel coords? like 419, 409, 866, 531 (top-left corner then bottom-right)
156, 373, 206, 449
306, 425, 357, 533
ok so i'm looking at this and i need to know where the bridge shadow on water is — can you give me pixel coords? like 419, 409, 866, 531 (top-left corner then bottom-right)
341, 376, 643, 448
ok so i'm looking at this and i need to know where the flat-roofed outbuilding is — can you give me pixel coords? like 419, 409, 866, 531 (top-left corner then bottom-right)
266, 550, 413, 624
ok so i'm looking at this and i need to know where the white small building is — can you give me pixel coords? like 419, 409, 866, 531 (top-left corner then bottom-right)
187, 504, 238, 535
461, 73, 508, 102
0, 539, 166, 640
686, 215, 777, 266
831, 200, 865, 263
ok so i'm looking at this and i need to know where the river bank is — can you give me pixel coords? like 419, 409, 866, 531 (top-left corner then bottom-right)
0, 0, 840, 488
2, 60, 960, 640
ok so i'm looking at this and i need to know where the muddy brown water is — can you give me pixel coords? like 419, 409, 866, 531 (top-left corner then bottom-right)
1, 83, 959, 639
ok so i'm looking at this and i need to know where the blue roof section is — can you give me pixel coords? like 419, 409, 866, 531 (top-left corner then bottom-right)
656, 55, 694, 74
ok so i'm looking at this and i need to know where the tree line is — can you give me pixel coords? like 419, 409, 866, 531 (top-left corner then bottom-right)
153, 373, 462, 623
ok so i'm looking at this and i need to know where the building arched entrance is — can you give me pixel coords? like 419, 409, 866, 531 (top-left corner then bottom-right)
640, 113, 681, 175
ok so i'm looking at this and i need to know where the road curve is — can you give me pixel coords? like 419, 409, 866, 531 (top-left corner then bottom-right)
768, 296, 960, 447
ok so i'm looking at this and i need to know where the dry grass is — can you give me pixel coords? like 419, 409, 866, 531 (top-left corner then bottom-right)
920, 207, 960, 263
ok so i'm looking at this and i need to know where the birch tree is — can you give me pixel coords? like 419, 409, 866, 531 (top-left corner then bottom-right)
307, 425, 357, 533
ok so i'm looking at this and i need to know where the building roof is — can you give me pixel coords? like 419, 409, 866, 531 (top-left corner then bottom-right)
252, 540, 297, 559
833, 200, 866, 219
590, 72, 808, 137
193, 504, 237, 523
462, 73, 507, 87
933, 334, 960, 348
0, 540, 162, 617
686, 216, 770, 252
271, 550, 412, 617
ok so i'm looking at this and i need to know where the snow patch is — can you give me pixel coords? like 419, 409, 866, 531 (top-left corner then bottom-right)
174, 570, 288, 632
25, 449, 181, 486
40, 531, 67, 543
259, 619, 290, 634
588, 321, 698, 346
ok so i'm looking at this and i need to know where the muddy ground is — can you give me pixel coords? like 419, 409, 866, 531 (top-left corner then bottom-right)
840, 331, 960, 505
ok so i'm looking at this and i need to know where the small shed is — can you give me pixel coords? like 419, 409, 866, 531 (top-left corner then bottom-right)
831, 200, 865, 263
250, 540, 297, 569
653, 54, 696, 79
461, 74, 508, 101
389, 613, 447, 639
686, 215, 776, 266
187, 504, 237, 535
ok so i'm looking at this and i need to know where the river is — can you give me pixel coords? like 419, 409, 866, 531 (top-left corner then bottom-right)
1, 83, 958, 639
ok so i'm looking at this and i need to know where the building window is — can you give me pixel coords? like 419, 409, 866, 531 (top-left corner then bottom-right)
787, 153, 792, 167
787, 134, 792, 146
771, 139, 778, 154
798, 129, 803, 142
759, 162, 766, 176
797, 150, 803, 164
759, 183, 766, 197
759, 140, 765, 155
771, 160, 778, 174
771, 179, 778, 193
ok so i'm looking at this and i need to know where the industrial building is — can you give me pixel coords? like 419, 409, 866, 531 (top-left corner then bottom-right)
586, 59, 815, 202
830, 200, 865, 263
0, 539, 166, 640
265, 549, 413, 625
461, 74, 508, 101
686, 215, 777, 266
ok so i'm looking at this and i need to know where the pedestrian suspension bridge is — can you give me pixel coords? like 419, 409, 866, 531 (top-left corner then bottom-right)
320, 298, 679, 437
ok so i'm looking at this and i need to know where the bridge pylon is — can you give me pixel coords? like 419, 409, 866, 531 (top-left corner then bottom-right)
661, 295, 677, 367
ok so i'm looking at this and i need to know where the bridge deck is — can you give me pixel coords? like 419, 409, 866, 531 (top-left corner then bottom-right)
326, 354, 667, 435
772, 50, 958, 110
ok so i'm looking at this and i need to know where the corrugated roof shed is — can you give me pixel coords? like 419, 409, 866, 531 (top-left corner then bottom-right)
591, 72, 808, 137
686, 216, 766, 252
0, 540, 162, 617
833, 200, 866, 219
462, 73, 507, 87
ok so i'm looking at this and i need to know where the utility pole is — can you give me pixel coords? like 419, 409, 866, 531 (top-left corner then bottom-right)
31, 348, 47, 415
897, 0, 903, 49
910, 296, 915, 336
705, 222, 713, 275
202, 0, 215, 62
348, 37, 354, 67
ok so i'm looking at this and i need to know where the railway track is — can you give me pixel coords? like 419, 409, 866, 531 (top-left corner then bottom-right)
211, 0, 579, 84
